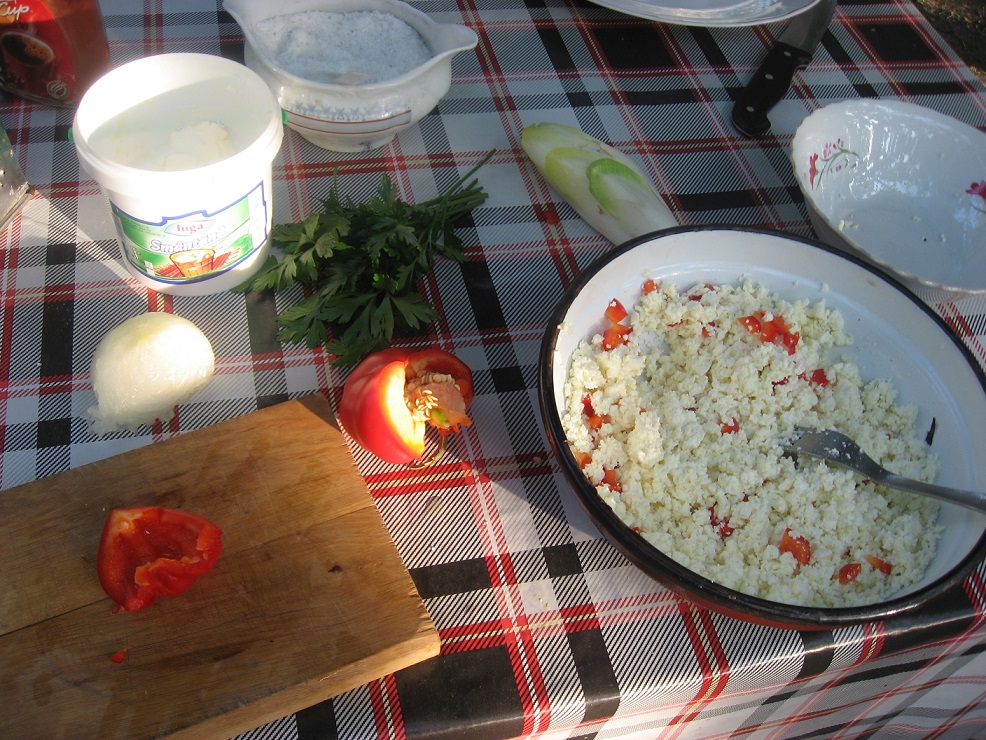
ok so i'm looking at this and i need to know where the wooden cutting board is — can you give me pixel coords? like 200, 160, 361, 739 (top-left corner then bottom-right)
0, 394, 440, 739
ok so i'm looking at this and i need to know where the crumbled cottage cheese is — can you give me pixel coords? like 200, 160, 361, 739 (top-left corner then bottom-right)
562, 279, 941, 608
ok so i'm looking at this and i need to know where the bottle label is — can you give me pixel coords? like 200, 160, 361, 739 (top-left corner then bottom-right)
0, 1, 74, 103
112, 182, 270, 285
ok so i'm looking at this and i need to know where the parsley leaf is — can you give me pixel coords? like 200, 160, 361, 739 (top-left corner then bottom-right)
239, 153, 492, 365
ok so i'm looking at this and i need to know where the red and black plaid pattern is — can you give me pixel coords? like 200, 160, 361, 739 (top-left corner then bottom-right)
2, 0, 985, 737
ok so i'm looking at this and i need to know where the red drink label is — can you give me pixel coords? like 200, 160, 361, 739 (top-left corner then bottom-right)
0, 0, 107, 105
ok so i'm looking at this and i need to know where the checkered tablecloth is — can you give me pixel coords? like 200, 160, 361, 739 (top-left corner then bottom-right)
3, 0, 986, 737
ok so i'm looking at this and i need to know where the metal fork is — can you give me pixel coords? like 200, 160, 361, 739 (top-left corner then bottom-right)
783, 427, 986, 513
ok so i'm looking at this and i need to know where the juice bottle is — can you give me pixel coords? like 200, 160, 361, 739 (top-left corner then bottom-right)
0, 0, 111, 107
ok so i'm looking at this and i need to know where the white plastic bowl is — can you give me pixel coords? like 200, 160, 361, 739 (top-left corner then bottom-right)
791, 99, 986, 304
224, 0, 477, 152
539, 227, 986, 629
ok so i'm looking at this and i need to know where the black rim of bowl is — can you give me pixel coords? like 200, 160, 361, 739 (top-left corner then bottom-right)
537, 224, 986, 629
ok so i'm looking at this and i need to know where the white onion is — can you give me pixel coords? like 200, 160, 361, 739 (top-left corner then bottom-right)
88, 312, 215, 434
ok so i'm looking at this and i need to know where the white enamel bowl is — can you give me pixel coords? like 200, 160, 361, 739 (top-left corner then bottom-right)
792, 99, 986, 304
538, 226, 986, 629
224, 0, 477, 152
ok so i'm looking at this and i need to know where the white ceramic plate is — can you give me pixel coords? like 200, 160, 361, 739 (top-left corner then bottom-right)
539, 227, 986, 627
587, 0, 822, 27
792, 99, 986, 304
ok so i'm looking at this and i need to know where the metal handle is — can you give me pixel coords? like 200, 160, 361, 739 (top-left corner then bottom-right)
878, 472, 986, 514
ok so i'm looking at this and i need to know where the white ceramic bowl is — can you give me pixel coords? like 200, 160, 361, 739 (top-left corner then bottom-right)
539, 226, 986, 629
586, 0, 822, 27
224, 0, 477, 152
791, 99, 986, 304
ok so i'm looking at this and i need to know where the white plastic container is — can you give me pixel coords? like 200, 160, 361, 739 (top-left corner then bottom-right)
73, 53, 284, 295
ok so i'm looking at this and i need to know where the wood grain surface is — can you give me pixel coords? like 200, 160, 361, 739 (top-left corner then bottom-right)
0, 394, 440, 739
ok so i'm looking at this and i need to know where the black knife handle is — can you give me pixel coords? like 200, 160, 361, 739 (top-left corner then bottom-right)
731, 42, 814, 137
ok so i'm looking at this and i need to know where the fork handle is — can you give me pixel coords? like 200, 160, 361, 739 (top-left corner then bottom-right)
878, 473, 986, 514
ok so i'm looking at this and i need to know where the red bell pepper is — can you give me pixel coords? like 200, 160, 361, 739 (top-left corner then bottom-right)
600, 298, 632, 351
97, 506, 223, 613
839, 562, 862, 585
739, 311, 800, 355
778, 527, 812, 566
338, 348, 473, 465
866, 554, 893, 575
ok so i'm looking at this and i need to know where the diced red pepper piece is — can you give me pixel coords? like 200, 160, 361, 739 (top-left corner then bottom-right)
759, 319, 778, 343
586, 413, 608, 431
798, 369, 830, 387
688, 284, 716, 300
581, 394, 610, 430
601, 322, 632, 351
602, 467, 621, 493
720, 417, 740, 435
866, 555, 892, 575
738, 314, 762, 336
574, 450, 592, 469
839, 562, 862, 584
581, 394, 595, 417
778, 528, 812, 566
739, 311, 800, 355
781, 329, 800, 355
109, 648, 129, 664
641, 279, 659, 295
604, 298, 629, 324
708, 504, 735, 538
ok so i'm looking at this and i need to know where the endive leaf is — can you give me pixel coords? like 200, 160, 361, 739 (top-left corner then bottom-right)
522, 122, 676, 244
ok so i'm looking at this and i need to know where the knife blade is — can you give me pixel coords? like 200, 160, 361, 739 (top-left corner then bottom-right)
731, 0, 837, 137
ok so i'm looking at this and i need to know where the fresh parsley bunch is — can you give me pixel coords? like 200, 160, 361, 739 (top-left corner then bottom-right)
242, 156, 490, 365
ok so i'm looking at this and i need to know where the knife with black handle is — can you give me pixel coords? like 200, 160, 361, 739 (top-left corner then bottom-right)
731, 0, 837, 137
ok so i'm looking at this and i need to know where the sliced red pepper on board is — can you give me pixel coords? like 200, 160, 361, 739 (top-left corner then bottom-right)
97, 507, 223, 613
338, 347, 473, 466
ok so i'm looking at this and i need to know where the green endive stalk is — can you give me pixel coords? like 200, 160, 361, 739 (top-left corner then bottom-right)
521, 122, 677, 244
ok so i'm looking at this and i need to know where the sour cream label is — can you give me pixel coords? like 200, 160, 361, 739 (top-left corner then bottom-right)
111, 182, 270, 283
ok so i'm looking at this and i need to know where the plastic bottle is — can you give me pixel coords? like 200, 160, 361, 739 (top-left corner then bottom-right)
0, 0, 111, 107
